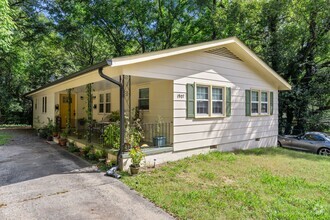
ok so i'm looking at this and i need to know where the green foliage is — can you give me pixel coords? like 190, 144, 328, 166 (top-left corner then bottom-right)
68, 141, 80, 153
0, 0, 15, 52
66, 88, 73, 133
0, 0, 328, 134
80, 145, 92, 157
125, 108, 144, 147
155, 116, 164, 136
128, 146, 145, 167
46, 118, 55, 135
85, 84, 93, 143
38, 127, 49, 139
103, 122, 120, 149
106, 111, 120, 122
60, 130, 68, 139
0, 132, 11, 145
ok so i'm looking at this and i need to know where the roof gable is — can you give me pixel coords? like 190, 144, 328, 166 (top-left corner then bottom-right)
109, 37, 290, 90
26, 37, 290, 96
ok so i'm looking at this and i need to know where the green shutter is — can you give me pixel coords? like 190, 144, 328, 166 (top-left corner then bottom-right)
186, 84, 195, 118
226, 87, 231, 117
270, 91, 274, 115
245, 90, 251, 116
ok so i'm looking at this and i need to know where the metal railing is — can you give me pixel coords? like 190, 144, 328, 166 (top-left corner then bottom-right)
142, 122, 173, 145
67, 120, 173, 147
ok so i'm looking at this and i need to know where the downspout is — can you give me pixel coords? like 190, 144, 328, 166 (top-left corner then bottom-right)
98, 65, 124, 169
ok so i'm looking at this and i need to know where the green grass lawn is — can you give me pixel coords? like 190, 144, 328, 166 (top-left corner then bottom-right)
0, 132, 11, 145
122, 147, 330, 220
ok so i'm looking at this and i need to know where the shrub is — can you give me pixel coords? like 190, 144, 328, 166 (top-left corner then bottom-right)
81, 145, 92, 157
38, 127, 49, 139
94, 148, 107, 159
103, 122, 120, 149
68, 142, 80, 153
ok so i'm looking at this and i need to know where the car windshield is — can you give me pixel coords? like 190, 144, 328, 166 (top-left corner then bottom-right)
323, 134, 330, 141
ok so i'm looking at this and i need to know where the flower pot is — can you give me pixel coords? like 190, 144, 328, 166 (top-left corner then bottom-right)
59, 138, 67, 146
153, 136, 166, 147
130, 166, 140, 175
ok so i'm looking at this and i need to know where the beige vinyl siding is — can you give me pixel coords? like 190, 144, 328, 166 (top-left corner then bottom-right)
172, 52, 278, 151
32, 93, 55, 128
122, 50, 278, 152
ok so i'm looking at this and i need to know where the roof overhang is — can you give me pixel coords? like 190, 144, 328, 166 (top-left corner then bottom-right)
25, 36, 291, 96
25, 61, 108, 96
108, 37, 291, 90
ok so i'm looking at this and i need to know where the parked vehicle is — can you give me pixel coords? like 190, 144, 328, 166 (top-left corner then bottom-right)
278, 132, 330, 156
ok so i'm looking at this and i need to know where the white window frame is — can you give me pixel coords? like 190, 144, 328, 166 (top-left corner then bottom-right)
99, 93, 111, 114
251, 90, 259, 115
42, 96, 47, 113
138, 88, 150, 111
195, 84, 226, 118
250, 89, 270, 116
196, 85, 209, 116
260, 91, 269, 115
212, 86, 224, 116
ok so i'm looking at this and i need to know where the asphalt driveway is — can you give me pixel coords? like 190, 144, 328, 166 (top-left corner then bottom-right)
0, 129, 173, 220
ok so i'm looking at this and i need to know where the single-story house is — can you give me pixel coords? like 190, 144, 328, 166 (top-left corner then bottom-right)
25, 37, 291, 169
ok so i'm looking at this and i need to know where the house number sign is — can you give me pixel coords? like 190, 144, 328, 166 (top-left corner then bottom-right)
177, 93, 185, 99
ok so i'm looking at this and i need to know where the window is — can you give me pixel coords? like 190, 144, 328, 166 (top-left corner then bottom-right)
186, 84, 230, 118
251, 90, 259, 114
196, 86, 209, 114
261, 92, 268, 114
212, 87, 223, 114
99, 93, 111, 113
105, 93, 111, 113
42, 96, 47, 113
304, 134, 325, 142
139, 88, 149, 110
196, 85, 225, 117
246, 90, 273, 116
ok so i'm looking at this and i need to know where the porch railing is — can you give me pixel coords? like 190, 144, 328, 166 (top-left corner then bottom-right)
142, 122, 173, 145
67, 120, 173, 147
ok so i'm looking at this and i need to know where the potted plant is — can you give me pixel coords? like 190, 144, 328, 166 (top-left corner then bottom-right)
59, 130, 68, 146
52, 124, 59, 137
153, 116, 166, 147
47, 130, 53, 141
45, 118, 55, 140
129, 146, 145, 175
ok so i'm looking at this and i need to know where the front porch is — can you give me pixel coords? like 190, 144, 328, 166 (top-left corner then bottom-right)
54, 73, 174, 165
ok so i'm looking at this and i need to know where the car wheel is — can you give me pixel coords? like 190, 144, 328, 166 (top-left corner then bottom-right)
277, 141, 282, 147
318, 148, 330, 156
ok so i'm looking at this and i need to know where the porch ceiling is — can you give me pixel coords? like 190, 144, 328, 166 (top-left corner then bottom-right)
60, 75, 164, 93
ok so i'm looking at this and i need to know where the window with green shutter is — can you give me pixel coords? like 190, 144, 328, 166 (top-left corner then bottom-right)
246, 89, 273, 116
186, 84, 231, 118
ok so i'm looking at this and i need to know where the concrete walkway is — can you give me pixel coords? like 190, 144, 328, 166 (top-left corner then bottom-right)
0, 129, 174, 220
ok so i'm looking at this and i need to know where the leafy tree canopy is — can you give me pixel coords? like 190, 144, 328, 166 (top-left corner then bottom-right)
0, 0, 329, 132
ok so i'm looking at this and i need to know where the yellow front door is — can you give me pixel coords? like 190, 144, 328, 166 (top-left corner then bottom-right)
60, 94, 76, 129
